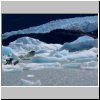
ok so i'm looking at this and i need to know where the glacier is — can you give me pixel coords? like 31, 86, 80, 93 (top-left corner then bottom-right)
2, 16, 98, 39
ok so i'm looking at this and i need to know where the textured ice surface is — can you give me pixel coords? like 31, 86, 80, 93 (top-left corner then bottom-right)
49, 49, 69, 57
9, 37, 62, 53
2, 47, 98, 72
2, 35, 98, 71
2, 16, 98, 39
63, 63, 81, 68
32, 56, 70, 63
2, 47, 98, 86
60, 36, 98, 51
2, 64, 23, 72
80, 61, 98, 69
1, 15, 98, 86
2, 46, 16, 56
66, 48, 98, 59
2, 62, 62, 72
2, 46, 19, 64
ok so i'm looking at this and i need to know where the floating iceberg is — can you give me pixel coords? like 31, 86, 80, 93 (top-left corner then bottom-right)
80, 61, 98, 69
49, 49, 69, 57
63, 63, 81, 68
60, 36, 98, 51
2, 46, 19, 64
9, 37, 62, 53
2, 46, 15, 56
66, 47, 98, 59
32, 56, 71, 63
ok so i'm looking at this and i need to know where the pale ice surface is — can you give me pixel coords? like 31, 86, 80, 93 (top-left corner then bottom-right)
2, 16, 98, 39
2, 63, 62, 72
27, 74, 35, 78
21, 79, 41, 86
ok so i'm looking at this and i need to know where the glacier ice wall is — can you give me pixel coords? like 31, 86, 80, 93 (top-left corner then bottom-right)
2, 16, 98, 39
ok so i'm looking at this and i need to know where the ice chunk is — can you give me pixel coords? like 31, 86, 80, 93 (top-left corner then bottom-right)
2, 46, 15, 56
66, 48, 97, 60
2, 46, 19, 64
63, 63, 81, 68
32, 56, 69, 63
9, 37, 62, 53
2, 64, 23, 72
80, 61, 98, 69
22, 62, 62, 70
27, 74, 35, 78
60, 36, 98, 51
49, 49, 69, 57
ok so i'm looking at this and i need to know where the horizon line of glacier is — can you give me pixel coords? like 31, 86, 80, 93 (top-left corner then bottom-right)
2, 15, 98, 39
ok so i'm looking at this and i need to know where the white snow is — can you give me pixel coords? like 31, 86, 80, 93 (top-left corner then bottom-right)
2, 16, 98, 39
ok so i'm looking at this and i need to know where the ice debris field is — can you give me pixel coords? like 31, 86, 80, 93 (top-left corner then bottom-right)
2, 16, 98, 86
2, 35, 98, 71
